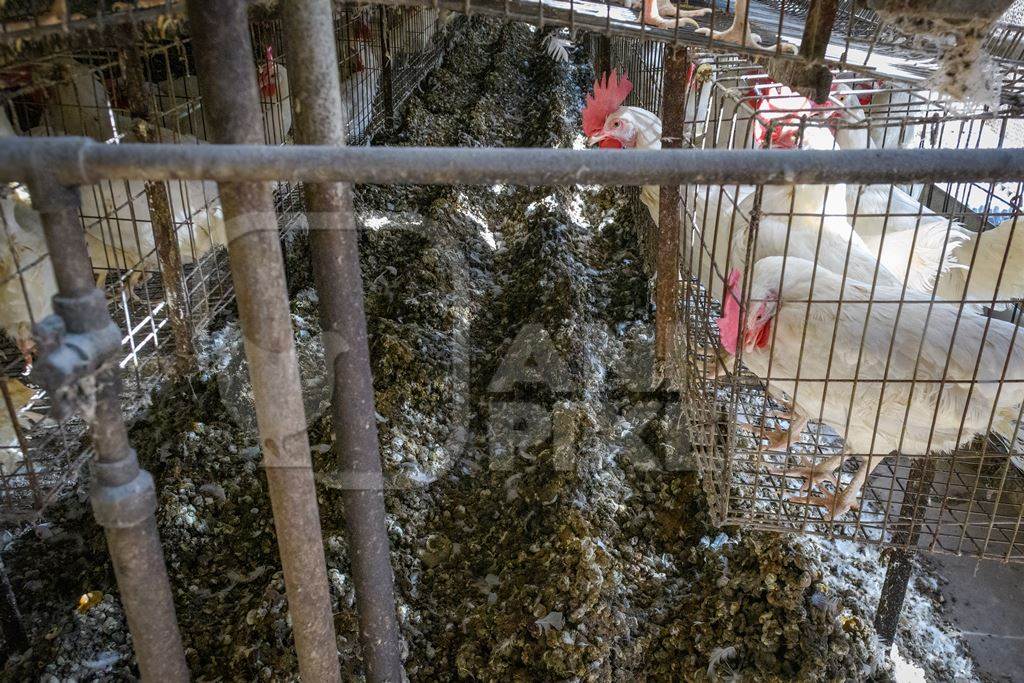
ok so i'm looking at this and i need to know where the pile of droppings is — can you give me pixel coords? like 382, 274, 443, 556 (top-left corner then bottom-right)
1, 17, 975, 682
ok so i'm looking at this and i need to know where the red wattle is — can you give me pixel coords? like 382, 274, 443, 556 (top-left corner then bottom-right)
598, 139, 623, 149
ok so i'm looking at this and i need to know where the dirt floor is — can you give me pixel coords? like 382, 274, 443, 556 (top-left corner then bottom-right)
0, 17, 988, 682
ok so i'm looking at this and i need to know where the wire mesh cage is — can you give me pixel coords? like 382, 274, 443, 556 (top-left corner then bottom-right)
386, 0, 1024, 109
0, 3, 449, 522
652, 56, 1024, 563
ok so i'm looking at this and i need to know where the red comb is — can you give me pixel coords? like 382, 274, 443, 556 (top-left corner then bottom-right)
718, 269, 743, 355
258, 45, 277, 98
582, 70, 633, 137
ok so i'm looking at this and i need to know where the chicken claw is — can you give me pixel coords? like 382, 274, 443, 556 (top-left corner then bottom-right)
788, 488, 861, 519
768, 453, 842, 491
639, 0, 703, 29
738, 411, 808, 452
695, 24, 798, 54
694, 0, 798, 54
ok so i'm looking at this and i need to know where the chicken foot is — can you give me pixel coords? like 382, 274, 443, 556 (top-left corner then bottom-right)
778, 451, 890, 519
738, 409, 809, 451
695, 0, 798, 54
639, 0, 710, 29
769, 451, 842, 490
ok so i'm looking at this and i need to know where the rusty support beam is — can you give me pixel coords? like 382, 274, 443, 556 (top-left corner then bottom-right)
770, 0, 839, 102
378, 8, 396, 134
655, 47, 688, 369
118, 31, 197, 376
874, 454, 936, 648
186, 1, 341, 681
282, 0, 404, 680
27, 178, 188, 682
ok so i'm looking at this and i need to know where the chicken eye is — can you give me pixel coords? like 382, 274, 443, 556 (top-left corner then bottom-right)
613, 120, 621, 128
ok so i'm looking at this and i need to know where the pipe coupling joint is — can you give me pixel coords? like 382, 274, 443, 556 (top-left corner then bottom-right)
90, 467, 157, 529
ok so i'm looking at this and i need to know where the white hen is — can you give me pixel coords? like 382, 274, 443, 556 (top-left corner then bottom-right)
721, 256, 1024, 516
79, 125, 226, 291
0, 193, 57, 365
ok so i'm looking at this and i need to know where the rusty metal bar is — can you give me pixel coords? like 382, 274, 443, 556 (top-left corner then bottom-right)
0, 559, 27, 661
873, 454, 937, 647
379, 8, 397, 133
4, 139, 1024, 186
655, 47, 688, 368
770, 0, 839, 100
186, 1, 341, 680
26, 177, 188, 682
119, 31, 198, 376
1, 379, 42, 509
281, 1, 404, 680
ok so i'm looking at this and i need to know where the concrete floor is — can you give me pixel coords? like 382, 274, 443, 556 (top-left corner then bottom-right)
926, 554, 1024, 683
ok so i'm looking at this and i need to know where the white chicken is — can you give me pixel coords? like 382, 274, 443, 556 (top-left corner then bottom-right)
150, 44, 291, 145
834, 86, 1024, 307
584, 74, 915, 304
719, 255, 1024, 516
255, 45, 292, 146
79, 127, 227, 293
0, 192, 57, 366
41, 57, 120, 142
0, 111, 58, 366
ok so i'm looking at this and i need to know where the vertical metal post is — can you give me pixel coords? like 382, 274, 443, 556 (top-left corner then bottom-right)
27, 178, 188, 682
185, 1, 341, 681
119, 31, 197, 375
768, 0, 838, 102
0, 559, 27, 661
281, 2, 404, 680
595, 34, 611, 78
874, 454, 936, 647
655, 47, 689, 369
378, 8, 396, 133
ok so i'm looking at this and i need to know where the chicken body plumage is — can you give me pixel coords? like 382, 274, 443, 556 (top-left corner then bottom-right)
0, 195, 57, 360
728, 256, 1024, 513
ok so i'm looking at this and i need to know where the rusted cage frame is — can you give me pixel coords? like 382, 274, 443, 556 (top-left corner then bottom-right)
650, 48, 1024, 564
0, 3, 448, 522
368, 0, 1024, 104
0, 125, 1023, 681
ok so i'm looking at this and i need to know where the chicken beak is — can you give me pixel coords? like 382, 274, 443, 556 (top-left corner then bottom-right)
586, 133, 607, 146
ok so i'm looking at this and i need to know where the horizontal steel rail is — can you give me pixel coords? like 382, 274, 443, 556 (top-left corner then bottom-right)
3, 138, 1024, 186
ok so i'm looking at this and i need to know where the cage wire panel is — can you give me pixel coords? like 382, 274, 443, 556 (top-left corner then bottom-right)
382, 0, 1024, 108
0, 4, 448, 522
663, 54, 1024, 562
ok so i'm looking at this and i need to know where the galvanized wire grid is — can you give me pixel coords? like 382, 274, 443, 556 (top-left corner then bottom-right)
379, 0, 1024, 104
0, 5, 447, 521
657, 54, 1024, 562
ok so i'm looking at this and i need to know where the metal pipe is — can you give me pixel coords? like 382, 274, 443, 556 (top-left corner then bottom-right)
27, 178, 189, 682
873, 454, 936, 647
281, 1, 403, 680
4, 138, 1024, 186
655, 47, 688, 368
185, 1, 341, 680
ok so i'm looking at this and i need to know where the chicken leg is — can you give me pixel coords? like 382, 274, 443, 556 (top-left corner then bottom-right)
769, 450, 843, 492
738, 408, 809, 451
695, 0, 798, 54
780, 451, 891, 519
639, 0, 710, 29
